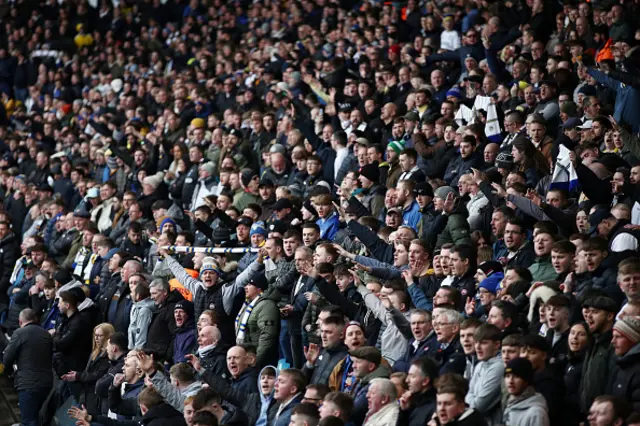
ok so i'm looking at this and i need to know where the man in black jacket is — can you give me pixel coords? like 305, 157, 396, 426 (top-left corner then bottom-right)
146, 279, 183, 361
398, 357, 438, 426
302, 315, 348, 385
3, 308, 54, 426
0, 219, 18, 314
52, 290, 93, 377
521, 334, 564, 426
95, 332, 128, 415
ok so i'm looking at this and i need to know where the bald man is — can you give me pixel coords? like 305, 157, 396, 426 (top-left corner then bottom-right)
196, 326, 228, 378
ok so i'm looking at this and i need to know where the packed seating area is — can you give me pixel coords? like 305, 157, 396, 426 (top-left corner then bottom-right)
0, 0, 640, 425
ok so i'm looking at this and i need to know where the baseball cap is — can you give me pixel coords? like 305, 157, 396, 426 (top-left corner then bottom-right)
561, 117, 582, 129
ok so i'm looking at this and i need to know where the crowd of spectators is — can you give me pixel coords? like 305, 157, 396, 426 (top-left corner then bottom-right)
1, 0, 640, 425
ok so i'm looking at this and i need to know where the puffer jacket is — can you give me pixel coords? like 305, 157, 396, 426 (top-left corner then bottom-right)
580, 328, 617, 412
128, 298, 156, 349
238, 292, 280, 368
502, 388, 550, 426
610, 343, 640, 412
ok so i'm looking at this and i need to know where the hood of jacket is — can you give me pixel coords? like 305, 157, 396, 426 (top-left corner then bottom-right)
135, 298, 157, 311
618, 342, 640, 367
258, 365, 278, 401
0, 231, 16, 246
506, 388, 547, 412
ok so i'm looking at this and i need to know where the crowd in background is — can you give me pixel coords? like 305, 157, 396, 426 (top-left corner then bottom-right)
1, 0, 640, 425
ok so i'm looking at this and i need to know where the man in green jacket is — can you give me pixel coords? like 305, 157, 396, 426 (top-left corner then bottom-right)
235, 274, 280, 368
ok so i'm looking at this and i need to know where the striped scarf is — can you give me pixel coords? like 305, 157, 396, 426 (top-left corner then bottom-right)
235, 294, 261, 343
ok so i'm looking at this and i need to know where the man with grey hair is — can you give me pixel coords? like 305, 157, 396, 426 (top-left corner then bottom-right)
364, 378, 399, 426
431, 309, 466, 375
145, 278, 184, 360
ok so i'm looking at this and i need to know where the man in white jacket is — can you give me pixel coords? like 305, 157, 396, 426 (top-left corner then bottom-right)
363, 378, 399, 426
465, 323, 505, 424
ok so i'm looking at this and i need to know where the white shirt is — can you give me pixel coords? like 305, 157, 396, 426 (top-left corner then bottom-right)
334, 146, 349, 179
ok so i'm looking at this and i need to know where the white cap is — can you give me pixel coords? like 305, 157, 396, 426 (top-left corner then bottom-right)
578, 120, 593, 130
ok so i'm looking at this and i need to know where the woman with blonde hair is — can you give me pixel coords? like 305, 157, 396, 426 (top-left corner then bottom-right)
61, 322, 115, 414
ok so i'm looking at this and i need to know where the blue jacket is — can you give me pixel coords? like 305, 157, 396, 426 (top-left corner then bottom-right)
588, 68, 640, 134
394, 332, 439, 373
267, 393, 304, 426
317, 213, 340, 241
402, 200, 422, 231
173, 321, 197, 364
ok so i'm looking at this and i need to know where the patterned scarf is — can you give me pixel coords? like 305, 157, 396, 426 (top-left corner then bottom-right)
235, 294, 261, 343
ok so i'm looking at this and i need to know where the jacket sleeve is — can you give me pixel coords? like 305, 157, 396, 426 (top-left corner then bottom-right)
164, 255, 202, 296
587, 68, 621, 91
407, 283, 432, 311
347, 220, 393, 263
77, 357, 110, 383
316, 279, 359, 319
2, 329, 22, 369
256, 301, 280, 367
200, 369, 250, 408
479, 180, 502, 207
53, 318, 86, 352
540, 204, 577, 236
150, 371, 185, 411
388, 309, 413, 340
506, 194, 546, 221
484, 48, 510, 83
0, 245, 15, 294
95, 370, 117, 397
368, 266, 403, 281
576, 163, 613, 205
133, 307, 153, 348
446, 214, 471, 247
108, 384, 139, 417
605, 69, 640, 90
357, 285, 388, 325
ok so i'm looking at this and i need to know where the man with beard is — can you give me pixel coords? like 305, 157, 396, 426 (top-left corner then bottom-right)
503, 218, 535, 268
444, 136, 483, 187
328, 321, 366, 392
580, 296, 618, 413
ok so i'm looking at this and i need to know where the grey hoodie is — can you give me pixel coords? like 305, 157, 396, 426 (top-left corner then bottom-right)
502, 387, 550, 426
151, 371, 204, 411
465, 354, 504, 424
128, 297, 156, 349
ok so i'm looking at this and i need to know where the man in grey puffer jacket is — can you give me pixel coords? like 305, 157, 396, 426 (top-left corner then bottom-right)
502, 358, 550, 426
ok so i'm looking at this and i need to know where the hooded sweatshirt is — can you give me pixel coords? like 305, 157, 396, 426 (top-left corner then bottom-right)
502, 387, 550, 426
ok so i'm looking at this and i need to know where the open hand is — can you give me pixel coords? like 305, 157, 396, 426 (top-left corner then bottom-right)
185, 354, 202, 372
304, 343, 320, 365
137, 352, 156, 375
68, 405, 89, 422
